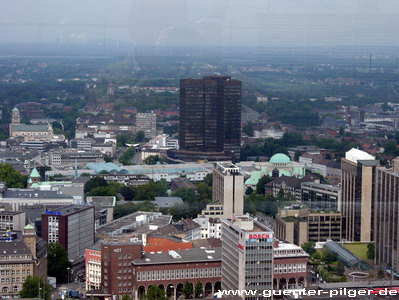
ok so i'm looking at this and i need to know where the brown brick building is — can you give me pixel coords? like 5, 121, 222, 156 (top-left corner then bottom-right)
98, 241, 221, 300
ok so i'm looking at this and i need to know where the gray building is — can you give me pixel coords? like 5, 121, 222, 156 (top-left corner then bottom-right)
136, 112, 157, 139
221, 216, 274, 299
374, 159, 399, 273
0, 189, 75, 211
211, 162, 244, 218
0, 210, 26, 231
46, 150, 104, 168
301, 182, 341, 211
42, 204, 95, 261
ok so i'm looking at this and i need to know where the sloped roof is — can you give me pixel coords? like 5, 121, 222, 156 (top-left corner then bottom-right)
29, 168, 41, 178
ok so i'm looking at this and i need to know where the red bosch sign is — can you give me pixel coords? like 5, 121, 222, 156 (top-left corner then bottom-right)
248, 233, 271, 239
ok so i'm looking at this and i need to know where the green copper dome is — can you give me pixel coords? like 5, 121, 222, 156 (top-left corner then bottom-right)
269, 153, 291, 164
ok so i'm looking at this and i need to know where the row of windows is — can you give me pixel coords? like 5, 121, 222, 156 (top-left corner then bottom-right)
0, 264, 32, 269
1, 276, 27, 283
0, 255, 31, 261
0, 270, 30, 276
137, 268, 221, 282
1, 286, 20, 293
274, 263, 306, 274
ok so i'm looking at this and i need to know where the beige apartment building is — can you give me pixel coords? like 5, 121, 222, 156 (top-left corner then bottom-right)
211, 162, 244, 218
374, 158, 399, 272
0, 225, 47, 299
341, 148, 378, 242
275, 205, 342, 246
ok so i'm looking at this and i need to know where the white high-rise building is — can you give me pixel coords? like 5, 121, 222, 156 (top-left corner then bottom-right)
221, 216, 274, 299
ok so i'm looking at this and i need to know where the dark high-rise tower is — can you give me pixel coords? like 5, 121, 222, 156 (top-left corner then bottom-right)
179, 76, 241, 160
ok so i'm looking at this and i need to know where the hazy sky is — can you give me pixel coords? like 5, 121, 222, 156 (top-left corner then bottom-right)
1, 0, 399, 47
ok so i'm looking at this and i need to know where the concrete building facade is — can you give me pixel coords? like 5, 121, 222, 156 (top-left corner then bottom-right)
42, 204, 95, 261
212, 162, 244, 218
341, 148, 378, 242
275, 205, 342, 246
136, 113, 156, 139
221, 216, 274, 299
374, 159, 399, 273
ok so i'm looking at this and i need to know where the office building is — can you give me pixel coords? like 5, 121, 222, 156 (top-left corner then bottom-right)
275, 205, 343, 246
0, 189, 75, 211
374, 158, 399, 273
301, 182, 341, 211
221, 216, 274, 299
136, 112, 156, 139
46, 150, 104, 168
179, 76, 241, 160
42, 204, 95, 260
85, 244, 102, 291
341, 148, 378, 242
0, 225, 47, 299
212, 162, 244, 218
0, 210, 26, 231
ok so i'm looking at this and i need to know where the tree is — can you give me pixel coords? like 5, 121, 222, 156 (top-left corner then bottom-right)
172, 188, 197, 203
143, 285, 167, 300
245, 186, 254, 196
117, 133, 135, 147
243, 122, 254, 136
135, 131, 146, 142
0, 163, 27, 188
119, 186, 135, 201
121, 295, 133, 300
113, 201, 156, 219
20, 275, 51, 300
104, 155, 113, 163
256, 175, 272, 194
301, 241, 316, 255
294, 150, 301, 162
87, 186, 119, 197
183, 281, 193, 299
84, 176, 108, 193
119, 147, 136, 165
384, 140, 398, 156
335, 261, 345, 276
321, 249, 338, 264
47, 243, 72, 283
203, 173, 212, 186
367, 242, 375, 260
194, 281, 203, 298
135, 180, 168, 200
144, 155, 162, 165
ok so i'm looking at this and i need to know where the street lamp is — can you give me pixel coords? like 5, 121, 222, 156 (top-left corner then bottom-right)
67, 267, 71, 300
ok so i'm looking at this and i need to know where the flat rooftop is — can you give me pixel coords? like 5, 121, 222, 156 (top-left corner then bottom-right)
45, 204, 93, 216
0, 210, 24, 216
96, 211, 172, 237
4, 189, 74, 199
133, 247, 221, 265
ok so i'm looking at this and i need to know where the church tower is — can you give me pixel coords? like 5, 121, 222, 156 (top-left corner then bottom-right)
11, 107, 21, 125
9, 107, 21, 136
28, 168, 41, 188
